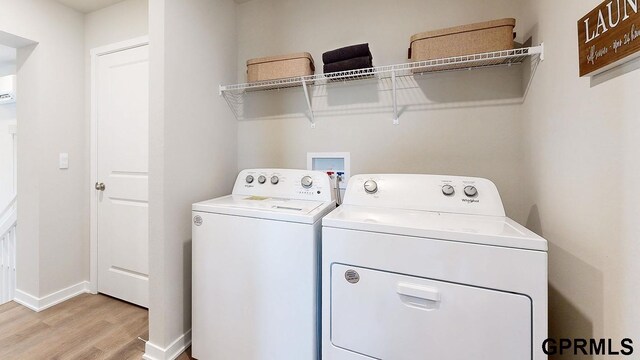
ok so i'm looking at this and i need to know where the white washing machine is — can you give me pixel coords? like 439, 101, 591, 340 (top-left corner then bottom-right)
192, 169, 336, 360
322, 174, 548, 360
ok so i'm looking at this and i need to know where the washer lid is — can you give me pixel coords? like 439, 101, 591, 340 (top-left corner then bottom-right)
193, 195, 334, 224
322, 205, 547, 251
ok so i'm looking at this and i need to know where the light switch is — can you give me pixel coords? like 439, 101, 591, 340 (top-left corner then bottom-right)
59, 153, 69, 169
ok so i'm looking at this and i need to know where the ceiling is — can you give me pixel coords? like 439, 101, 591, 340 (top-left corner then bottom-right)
55, 0, 127, 13
56, 0, 252, 13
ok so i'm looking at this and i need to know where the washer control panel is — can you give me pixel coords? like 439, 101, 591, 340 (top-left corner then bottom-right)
233, 169, 334, 202
344, 174, 505, 217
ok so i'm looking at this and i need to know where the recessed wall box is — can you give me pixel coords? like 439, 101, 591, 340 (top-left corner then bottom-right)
307, 152, 350, 190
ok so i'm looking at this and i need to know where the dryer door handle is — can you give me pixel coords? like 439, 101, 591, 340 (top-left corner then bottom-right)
397, 283, 441, 302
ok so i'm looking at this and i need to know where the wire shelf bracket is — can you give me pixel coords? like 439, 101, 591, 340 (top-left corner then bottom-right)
301, 79, 315, 128
220, 44, 545, 127
391, 70, 399, 125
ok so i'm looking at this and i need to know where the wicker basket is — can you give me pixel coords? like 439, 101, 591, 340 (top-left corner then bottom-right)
247, 52, 315, 83
409, 18, 516, 71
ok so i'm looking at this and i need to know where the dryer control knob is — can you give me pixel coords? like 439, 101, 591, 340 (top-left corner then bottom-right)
464, 186, 478, 197
258, 175, 266, 184
364, 180, 378, 194
442, 184, 455, 196
271, 176, 279, 185
301, 176, 313, 189
246, 175, 254, 184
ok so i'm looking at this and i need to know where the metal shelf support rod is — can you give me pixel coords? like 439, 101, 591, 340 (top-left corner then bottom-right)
392, 70, 399, 125
301, 79, 315, 128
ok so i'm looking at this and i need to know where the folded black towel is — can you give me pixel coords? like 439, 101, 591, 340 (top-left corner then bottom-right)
323, 43, 372, 64
323, 56, 373, 74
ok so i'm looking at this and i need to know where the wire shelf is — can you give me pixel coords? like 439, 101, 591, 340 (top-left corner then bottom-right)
220, 44, 544, 126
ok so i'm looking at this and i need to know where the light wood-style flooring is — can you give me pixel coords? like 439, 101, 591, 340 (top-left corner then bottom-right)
0, 293, 193, 359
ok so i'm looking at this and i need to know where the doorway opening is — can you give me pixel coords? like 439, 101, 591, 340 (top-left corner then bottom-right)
0, 43, 17, 305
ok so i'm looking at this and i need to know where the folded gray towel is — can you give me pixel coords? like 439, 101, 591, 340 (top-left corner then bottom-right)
323, 43, 372, 64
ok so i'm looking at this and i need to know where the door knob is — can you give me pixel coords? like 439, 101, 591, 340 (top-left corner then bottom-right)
95, 182, 106, 191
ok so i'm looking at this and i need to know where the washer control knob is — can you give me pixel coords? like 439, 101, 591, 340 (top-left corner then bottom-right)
364, 180, 378, 194
442, 184, 455, 196
464, 186, 478, 197
301, 176, 313, 189
245, 175, 254, 184
258, 175, 266, 184
271, 176, 279, 185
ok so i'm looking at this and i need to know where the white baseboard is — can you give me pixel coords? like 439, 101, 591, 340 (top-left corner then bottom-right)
14, 281, 90, 312
143, 329, 192, 360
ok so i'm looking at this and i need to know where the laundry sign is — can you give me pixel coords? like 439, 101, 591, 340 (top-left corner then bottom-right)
578, 0, 640, 76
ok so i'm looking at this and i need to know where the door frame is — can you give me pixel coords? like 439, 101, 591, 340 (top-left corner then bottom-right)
89, 36, 149, 293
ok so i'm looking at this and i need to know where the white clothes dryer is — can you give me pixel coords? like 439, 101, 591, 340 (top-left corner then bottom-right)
192, 169, 336, 360
322, 174, 548, 360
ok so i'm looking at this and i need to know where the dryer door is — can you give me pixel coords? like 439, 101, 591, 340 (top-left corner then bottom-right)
331, 264, 531, 360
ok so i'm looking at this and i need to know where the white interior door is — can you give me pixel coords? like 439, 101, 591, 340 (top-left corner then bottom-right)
95, 44, 149, 308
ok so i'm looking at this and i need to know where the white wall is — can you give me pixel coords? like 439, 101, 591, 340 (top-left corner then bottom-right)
522, 0, 640, 350
84, 0, 149, 284
0, 104, 16, 209
85, 0, 148, 52
0, 0, 85, 298
147, 0, 238, 354
236, 0, 533, 223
